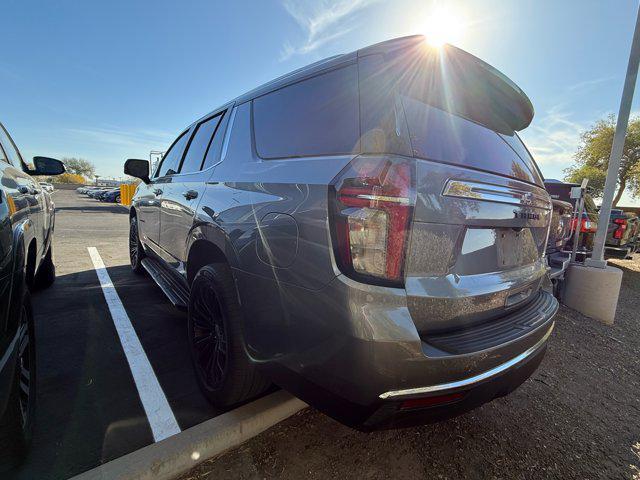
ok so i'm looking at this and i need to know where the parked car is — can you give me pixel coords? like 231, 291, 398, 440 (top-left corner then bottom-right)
87, 188, 108, 199
38, 182, 54, 193
0, 122, 64, 467
545, 179, 599, 257
97, 188, 118, 201
124, 36, 558, 430
100, 189, 121, 203
605, 209, 639, 259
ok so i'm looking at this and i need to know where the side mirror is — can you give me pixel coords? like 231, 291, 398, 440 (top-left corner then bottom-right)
30, 156, 65, 176
124, 159, 150, 184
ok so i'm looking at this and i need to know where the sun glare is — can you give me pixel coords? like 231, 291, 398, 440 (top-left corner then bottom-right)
422, 6, 464, 47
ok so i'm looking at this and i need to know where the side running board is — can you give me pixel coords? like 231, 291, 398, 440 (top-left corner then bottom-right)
141, 258, 189, 309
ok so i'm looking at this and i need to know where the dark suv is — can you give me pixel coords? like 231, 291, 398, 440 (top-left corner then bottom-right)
0, 122, 64, 467
125, 36, 558, 430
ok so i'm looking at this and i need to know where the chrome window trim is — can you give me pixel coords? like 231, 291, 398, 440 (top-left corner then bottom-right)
378, 322, 554, 400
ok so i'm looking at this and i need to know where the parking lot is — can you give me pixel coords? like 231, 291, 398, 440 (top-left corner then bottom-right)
11, 189, 228, 479
6, 189, 640, 480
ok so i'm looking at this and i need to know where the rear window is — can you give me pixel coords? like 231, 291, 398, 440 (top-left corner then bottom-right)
402, 96, 542, 185
253, 65, 360, 159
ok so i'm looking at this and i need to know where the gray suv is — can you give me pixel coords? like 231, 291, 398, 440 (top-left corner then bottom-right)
125, 35, 558, 430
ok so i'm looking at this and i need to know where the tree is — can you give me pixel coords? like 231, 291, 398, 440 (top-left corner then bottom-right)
62, 157, 95, 178
564, 115, 640, 207
52, 173, 86, 184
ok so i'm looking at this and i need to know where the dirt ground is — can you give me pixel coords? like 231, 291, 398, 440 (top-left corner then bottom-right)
180, 257, 640, 480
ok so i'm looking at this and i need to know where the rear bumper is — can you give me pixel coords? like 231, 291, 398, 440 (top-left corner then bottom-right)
380, 323, 552, 400
365, 332, 550, 429
248, 271, 558, 430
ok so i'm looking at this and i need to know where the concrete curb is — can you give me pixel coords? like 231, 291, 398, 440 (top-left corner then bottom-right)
70, 391, 307, 480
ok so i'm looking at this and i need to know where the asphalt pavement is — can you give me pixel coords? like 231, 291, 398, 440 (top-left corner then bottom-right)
10, 189, 222, 480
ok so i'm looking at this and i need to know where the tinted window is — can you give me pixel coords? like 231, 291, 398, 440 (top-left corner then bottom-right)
0, 125, 21, 166
179, 114, 223, 174
402, 96, 541, 185
202, 111, 229, 170
253, 65, 359, 158
499, 132, 544, 184
156, 131, 189, 177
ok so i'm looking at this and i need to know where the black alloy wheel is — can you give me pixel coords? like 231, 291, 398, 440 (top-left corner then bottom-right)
190, 281, 228, 390
187, 264, 270, 407
17, 305, 33, 430
129, 217, 145, 274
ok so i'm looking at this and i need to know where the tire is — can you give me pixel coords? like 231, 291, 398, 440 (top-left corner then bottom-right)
188, 264, 270, 407
129, 216, 145, 274
0, 290, 36, 472
116, 195, 121, 204
33, 244, 55, 290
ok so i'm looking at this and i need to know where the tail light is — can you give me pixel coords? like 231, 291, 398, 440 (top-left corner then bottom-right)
570, 218, 597, 233
613, 218, 627, 239
329, 156, 416, 287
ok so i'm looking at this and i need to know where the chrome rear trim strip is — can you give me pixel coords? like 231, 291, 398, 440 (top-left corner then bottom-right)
378, 322, 554, 400
443, 179, 552, 211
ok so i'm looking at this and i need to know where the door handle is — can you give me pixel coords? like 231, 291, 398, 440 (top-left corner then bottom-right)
182, 190, 198, 200
153, 188, 163, 196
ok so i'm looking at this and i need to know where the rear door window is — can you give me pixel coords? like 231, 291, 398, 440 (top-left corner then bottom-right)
202, 111, 230, 170
253, 65, 359, 158
155, 130, 190, 178
179, 113, 224, 174
402, 96, 542, 185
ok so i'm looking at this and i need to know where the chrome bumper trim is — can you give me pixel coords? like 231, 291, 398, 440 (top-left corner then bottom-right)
379, 322, 554, 400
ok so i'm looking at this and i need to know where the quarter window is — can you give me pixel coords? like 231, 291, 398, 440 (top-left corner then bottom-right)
252, 65, 359, 159
179, 113, 224, 174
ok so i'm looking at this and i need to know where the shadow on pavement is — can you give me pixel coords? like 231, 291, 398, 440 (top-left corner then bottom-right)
9, 264, 220, 480
56, 205, 128, 214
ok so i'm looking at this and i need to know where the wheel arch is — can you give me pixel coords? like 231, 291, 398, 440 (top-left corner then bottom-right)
11, 219, 36, 287
185, 223, 239, 286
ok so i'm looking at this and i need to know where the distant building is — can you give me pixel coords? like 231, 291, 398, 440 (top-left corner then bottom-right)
95, 178, 122, 187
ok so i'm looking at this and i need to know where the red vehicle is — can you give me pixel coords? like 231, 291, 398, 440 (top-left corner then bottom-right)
605, 209, 639, 259
544, 180, 598, 257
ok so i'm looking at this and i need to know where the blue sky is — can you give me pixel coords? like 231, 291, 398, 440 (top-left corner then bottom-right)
2, 0, 639, 203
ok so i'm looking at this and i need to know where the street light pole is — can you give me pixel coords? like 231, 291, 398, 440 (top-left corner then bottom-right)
587, 4, 640, 268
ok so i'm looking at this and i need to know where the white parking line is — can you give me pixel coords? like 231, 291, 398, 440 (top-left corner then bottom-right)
87, 247, 181, 442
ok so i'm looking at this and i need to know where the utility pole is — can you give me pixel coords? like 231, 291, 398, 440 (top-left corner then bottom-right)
564, 4, 640, 325
586, 5, 640, 268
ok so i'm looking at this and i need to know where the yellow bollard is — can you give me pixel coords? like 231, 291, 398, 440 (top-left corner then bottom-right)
120, 184, 136, 206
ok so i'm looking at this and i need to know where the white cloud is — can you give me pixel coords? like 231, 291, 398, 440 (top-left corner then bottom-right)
280, 0, 378, 60
566, 76, 616, 94
65, 125, 174, 149
519, 105, 586, 179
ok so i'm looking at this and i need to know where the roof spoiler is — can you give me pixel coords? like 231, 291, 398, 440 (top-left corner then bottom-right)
359, 36, 534, 133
